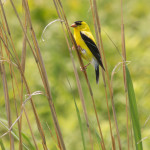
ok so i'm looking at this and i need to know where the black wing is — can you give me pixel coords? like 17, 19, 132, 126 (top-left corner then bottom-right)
80, 31, 105, 70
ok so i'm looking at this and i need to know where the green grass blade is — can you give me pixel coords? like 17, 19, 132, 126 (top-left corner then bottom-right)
0, 120, 29, 150
21, 132, 35, 150
126, 65, 143, 150
0, 139, 5, 150
74, 99, 86, 150
66, 77, 86, 150
95, 130, 101, 150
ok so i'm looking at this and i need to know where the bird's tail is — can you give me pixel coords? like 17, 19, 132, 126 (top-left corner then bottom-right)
95, 62, 99, 84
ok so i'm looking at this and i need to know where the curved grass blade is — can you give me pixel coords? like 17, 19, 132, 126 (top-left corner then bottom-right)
95, 130, 101, 150
0, 139, 5, 150
74, 100, 86, 150
66, 78, 86, 150
126, 65, 143, 150
21, 132, 35, 150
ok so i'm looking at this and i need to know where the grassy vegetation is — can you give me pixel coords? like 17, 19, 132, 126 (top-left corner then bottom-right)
0, 0, 150, 149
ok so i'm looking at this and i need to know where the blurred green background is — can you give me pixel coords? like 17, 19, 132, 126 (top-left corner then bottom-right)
0, 0, 150, 149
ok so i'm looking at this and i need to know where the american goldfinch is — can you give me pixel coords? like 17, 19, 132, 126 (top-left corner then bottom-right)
71, 21, 105, 84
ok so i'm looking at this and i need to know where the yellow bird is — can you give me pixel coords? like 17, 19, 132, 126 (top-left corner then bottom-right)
71, 21, 105, 83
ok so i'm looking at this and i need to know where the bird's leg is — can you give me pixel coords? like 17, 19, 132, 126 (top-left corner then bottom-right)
80, 63, 91, 71
72, 45, 75, 50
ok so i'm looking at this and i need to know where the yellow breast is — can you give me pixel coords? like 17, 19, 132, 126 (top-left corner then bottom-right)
74, 29, 93, 62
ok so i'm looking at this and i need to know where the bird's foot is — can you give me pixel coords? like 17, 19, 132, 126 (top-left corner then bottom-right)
77, 45, 82, 51
80, 63, 90, 71
72, 45, 82, 51
80, 66, 87, 71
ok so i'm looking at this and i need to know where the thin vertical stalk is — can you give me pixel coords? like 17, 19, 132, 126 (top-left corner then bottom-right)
23, 109, 39, 150
46, 123, 61, 150
0, 20, 22, 150
120, 0, 129, 149
0, 22, 39, 150
0, 1, 48, 149
55, 0, 106, 149
19, 2, 28, 149
90, 0, 122, 149
53, 1, 93, 149
0, 35, 14, 150
0, 26, 39, 149
91, 0, 115, 149
21, 0, 66, 149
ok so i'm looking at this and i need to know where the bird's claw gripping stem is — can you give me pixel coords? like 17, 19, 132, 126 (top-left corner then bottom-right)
80, 63, 90, 71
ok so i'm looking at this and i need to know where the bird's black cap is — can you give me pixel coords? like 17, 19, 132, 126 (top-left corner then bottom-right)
74, 21, 82, 25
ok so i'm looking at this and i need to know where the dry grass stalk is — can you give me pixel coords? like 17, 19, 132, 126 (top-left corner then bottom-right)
0, 15, 15, 150
46, 123, 61, 150
112, 136, 116, 150
0, 91, 43, 137
54, 0, 92, 145
0, 29, 39, 150
54, 0, 107, 149
19, 1, 31, 149
53, 1, 94, 149
19, 13, 40, 148
1, 1, 49, 149
23, 109, 39, 150
19, 3, 28, 149
0, 13, 23, 149
0, 42, 15, 150
90, 0, 115, 149
89, 0, 122, 149
0, 28, 39, 150
120, 0, 129, 149
21, 0, 66, 149
1, 21, 39, 149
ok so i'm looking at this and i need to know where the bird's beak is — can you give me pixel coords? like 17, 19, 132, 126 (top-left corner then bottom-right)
71, 23, 77, 28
